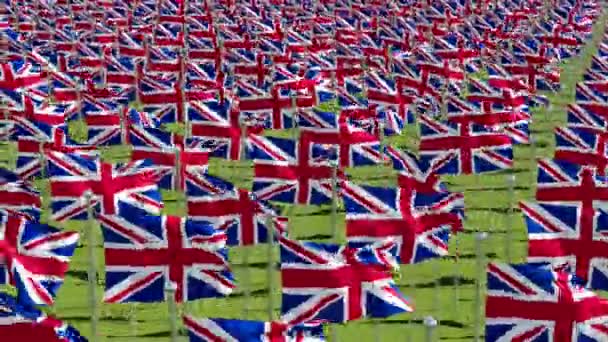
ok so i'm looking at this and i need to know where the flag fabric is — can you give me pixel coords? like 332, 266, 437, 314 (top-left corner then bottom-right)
554, 125, 608, 176
485, 262, 608, 342
46, 151, 163, 221
521, 198, 608, 291
129, 126, 210, 190
249, 135, 340, 205
418, 114, 513, 175
186, 173, 287, 246
0, 211, 79, 306
0, 292, 87, 341
100, 208, 234, 303
280, 237, 413, 324
183, 316, 325, 342
0, 168, 42, 222
342, 181, 463, 263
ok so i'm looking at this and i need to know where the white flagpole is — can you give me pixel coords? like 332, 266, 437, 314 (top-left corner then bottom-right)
473, 232, 488, 342
530, 137, 537, 185
174, 146, 182, 192
85, 191, 99, 342
424, 316, 438, 342
505, 175, 516, 262
119, 104, 128, 145
165, 282, 179, 342
266, 214, 275, 321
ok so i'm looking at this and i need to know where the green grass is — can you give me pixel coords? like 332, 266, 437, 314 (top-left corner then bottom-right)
1, 16, 606, 341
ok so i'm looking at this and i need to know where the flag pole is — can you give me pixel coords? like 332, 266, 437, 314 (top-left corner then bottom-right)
119, 104, 128, 145
529, 137, 537, 185
505, 175, 515, 262
473, 232, 488, 342
165, 282, 179, 342
84, 191, 99, 342
424, 316, 438, 342
266, 214, 275, 321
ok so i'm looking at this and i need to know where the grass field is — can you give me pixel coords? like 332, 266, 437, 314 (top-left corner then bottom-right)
1, 15, 607, 342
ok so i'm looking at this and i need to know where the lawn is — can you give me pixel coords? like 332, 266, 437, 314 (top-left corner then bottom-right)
1, 15, 607, 342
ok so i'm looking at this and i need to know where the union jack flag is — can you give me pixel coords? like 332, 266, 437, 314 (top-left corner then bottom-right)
297, 109, 384, 167
186, 174, 287, 246
183, 316, 326, 342
249, 135, 340, 205
342, 181, 463, 263
129, 126, 210, 190
485, 262, 608, 342
16, 129, 97, 180
554, 125, 608, 176
83, 107, 160, 146
100, 208, 234, 303
384, 146, 451, 193
188, 99, 264, 161
0, 211, 79, 306
418, 115, 513, 175
0, 59, 47, 91
280, 237, 413, 323
566, 103, 607, 129
0, 292, 87, 341
46, 151, 163, 221
0, 168, 41, 222
521, 193, 608, 290
446, 96, 530, 144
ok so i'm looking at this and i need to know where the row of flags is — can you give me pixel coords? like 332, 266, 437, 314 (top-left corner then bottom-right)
484, 21, 608, 342
0, 0, 604, 341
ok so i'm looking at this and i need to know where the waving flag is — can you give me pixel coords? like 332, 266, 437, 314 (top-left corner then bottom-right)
100, 209, 233, 303
486, 262, 608, 342
249, 135, 339, 205
46, 152, 163, 221
183, 316, 325, 342
554, 125, 608, 176
0, 292, 87, 341
0, 168, 41, 222
280, 237, 413, 324
186, 174, 287, 246
0, 212, 79, 306
342, 181, 463, 263
521, 199, 608, 290
418, 115, 513, 175
129, 126, 210, 190
16, 129, 97, 180
384, 146, 451, 193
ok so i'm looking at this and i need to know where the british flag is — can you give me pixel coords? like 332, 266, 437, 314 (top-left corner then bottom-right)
0, 168, 41, 222
446, 96, 530, 144
46, 151, 163, 221
566, 103, 607, 129
297, 109, 384, 168
100, 208, 234, 303
384, 146, 451, 193
522, 176, 608, 289
418, 115, 513, 175
0, 292, 87, 341
16, 129, 97, 180
342, 181, 463, 263
188, 99, 264, 161
186, 173, 287, 246
0, 211, 79, 306
6, 94, 76, 127
183, 316, 326, 342
280, 236, 413, 324
554, 125, 608, 176
249, 134, 340, 205
129, 126, 210, 190
0, 59, 47, 92
83, 107, 160, 146
485, 262, 608, 342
